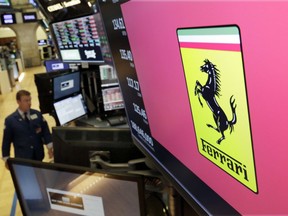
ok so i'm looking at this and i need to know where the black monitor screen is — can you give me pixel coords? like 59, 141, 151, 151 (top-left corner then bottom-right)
29, 0, 38, 8
22, 12, 37, 22
38, 39, 47, 46
97, 1, 243, 215
102, 86, 125, 112
52, 126, 144, 167
36, 0, 93, 23
0, 0, 11, 7
51, 14, 104, 64
35, 70, 77, 114
45, 59, 70, 72
99, 65, 119, 87
53, 71, 80, 100
8, 158, 145, 216
53, 93, 87, 125
1, 13, 16, 25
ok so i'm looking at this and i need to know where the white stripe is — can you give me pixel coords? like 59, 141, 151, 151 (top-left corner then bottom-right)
178, 35, 240, 44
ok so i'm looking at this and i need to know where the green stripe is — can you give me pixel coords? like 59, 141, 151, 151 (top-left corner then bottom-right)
177, 26, 239, 36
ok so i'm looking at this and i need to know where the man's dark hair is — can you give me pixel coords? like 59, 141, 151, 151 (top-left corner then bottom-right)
16, 90, 31, 101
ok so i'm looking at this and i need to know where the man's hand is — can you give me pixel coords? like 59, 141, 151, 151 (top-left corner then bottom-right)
47, 147, 54, 159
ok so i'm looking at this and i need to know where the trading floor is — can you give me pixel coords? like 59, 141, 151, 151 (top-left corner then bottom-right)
0, 66, 56, 216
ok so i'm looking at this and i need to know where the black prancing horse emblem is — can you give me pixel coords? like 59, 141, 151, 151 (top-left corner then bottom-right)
194, 59, 237, 144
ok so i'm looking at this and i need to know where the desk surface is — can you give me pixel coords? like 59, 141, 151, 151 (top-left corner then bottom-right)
75, 115, 129, 128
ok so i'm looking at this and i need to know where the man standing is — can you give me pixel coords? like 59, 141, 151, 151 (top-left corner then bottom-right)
2, 90, 53, 166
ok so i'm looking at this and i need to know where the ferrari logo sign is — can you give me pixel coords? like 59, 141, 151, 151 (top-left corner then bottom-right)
177, 25, 257, 193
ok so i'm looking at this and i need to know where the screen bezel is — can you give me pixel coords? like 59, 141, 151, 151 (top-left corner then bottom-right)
22, 12, 37, 23
52, 126, 144, 167
36, 0, 93, 23
98, 86, 126, 120
34, 70, 75, 114
98, 65, 125, 118
49, 13, 105, 64
96, 1, 241, 215
7, 157, 146, 216
44, 59, 70, 73
99, 64, 119, 87
53, 71, 81, 100
0, 0, 12, 8
101, 86, 125, 112
53, 93, 87, 125
0, 13, 16, 25
38, 39, 47, 46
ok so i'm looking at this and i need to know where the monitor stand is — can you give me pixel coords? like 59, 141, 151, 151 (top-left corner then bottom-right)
74, 115, 128, 127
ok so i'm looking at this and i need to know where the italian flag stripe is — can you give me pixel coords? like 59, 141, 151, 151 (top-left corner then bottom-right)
179, 42, 241, 52
177, 26, 241, 51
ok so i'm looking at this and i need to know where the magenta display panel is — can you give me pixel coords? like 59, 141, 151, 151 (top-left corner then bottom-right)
120, 0, 288, 214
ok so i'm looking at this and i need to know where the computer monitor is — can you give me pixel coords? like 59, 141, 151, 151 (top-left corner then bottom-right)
96, 0, 288, 215
53, 93, 87, 125
35, 71, 60, 114
53, 71, 80, 100
0, 13, 16, 25
36, 0, 93, 23
99, 65, 118, 87
38, 39, 47, 46
8, 158, 146, 216
0, 0, 12, 8
101, 86, 125, 112
44, 59, 70, 73
50, 14, 104, 64
34, 70, 80, 114
98, 65, 125, 122
28, 0, 38, 8
22, 12, 37, 23
52, 126, 144, 168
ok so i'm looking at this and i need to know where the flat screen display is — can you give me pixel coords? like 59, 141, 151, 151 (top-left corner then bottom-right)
8, 158, 145, 216
53, 71, 80, 100
99, 65, 119, 87
101, 86, 125, 112
97, 0, 288, 215
45, 59, 70, 72
1, 13, 16, 25
53, 93, 87, 125
0, 0, 11, 7
36, 0, 93, 23
51, 14, 104, 64
38, 39, 47, 46
29, 0, 38, 7
22, 12, 37, 22
52, 127, 144, 168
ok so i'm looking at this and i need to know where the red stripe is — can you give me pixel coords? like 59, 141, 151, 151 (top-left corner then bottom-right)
179, 42, 241, 52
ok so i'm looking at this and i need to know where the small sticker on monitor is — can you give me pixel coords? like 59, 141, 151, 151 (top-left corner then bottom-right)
47, 188, 105, 216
